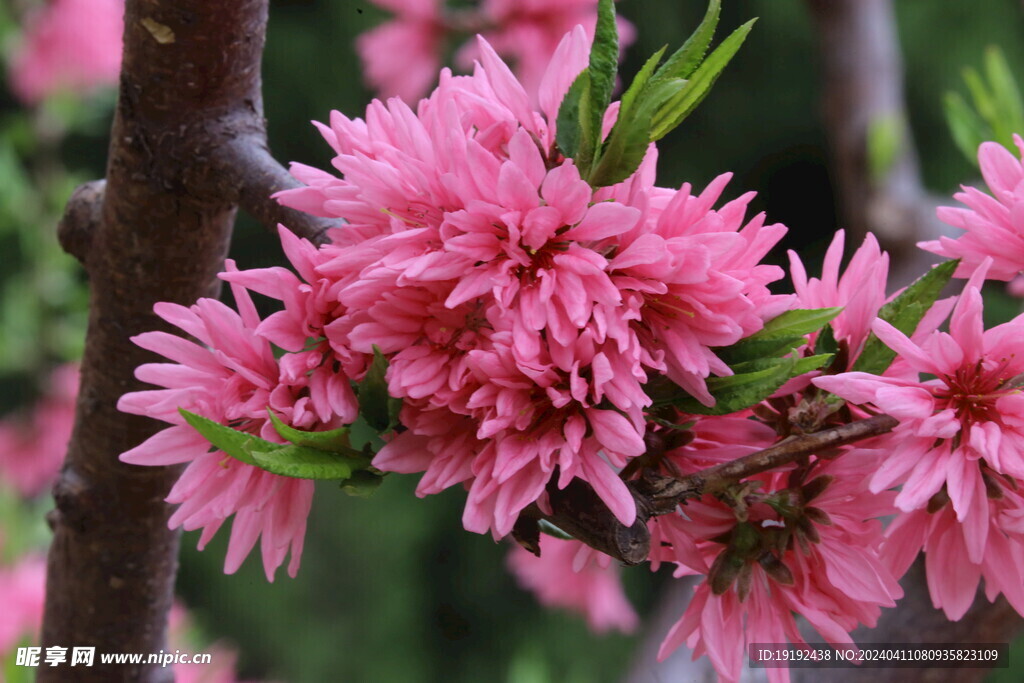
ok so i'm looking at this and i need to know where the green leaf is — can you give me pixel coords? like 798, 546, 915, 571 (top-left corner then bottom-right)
266, 408, 356, 453
867, 113, 902, 182
984, 46, 1024, 145
618, 46, 667, 122
250, 444, 370, 480
359, 345, 393, 432
814, 323, 838, 357
555, 70, 589, 160
349, 414, 385, 452
651, 0, 721, 84
753, 307, 844, 339
650, 19, 756, 141
944, 91, 988, 167
587, 0, 619, 147
179, 408, 265, 466
588, 77, 683, 186
717, 307, 842, 365
852, 259, 959, 375
341, 469, 385, 497
664, 354, 831, 416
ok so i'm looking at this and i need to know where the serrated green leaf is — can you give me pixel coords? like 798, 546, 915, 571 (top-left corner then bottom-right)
359, 345, 392, 432
618, 46, 667, 122
716, 308, 841, 365
250, 444, 370, 480
717, 335, 808, 365
587, 0, 619, 145
179, 408, 266, 466
341, 469, 385, 497
944, 91, 988, 167
664, 353, 832, 416
754, 307, 844, 339
267, 408, 356, 453
651, 0, 721, 84
556, 70, 590, 160
666, 357, 795, 415
852, 260, 959, 375
650, 18, 756, 141
588, 77, 683, 187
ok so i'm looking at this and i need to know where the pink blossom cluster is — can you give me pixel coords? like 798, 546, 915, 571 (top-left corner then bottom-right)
6, 0, 123, 106
357, 0, 634, 102
0, 364, 78, 498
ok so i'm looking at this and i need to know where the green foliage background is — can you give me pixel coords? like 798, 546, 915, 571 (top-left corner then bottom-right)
3, 1, 1024, 681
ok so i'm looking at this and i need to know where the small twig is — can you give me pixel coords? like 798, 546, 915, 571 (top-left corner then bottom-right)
633, 414, 899, 514
221, 137, 338, 246
522, 414, 899, 564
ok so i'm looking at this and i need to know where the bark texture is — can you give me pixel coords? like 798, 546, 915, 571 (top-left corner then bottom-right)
41, 2, 291, 680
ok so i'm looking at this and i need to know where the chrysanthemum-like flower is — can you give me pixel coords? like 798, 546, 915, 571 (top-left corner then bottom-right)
813, 262, 1024, 527
118, 263, 356, 581
652, 444, 900, 683
0, 364, 77, 498
921, 136, 1024, 281
507, 534, 638, 634
7, 0, 123, 106
268, 31, 789, 538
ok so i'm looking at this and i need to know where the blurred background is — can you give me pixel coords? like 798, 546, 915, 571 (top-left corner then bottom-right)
2, 0, 1024, 681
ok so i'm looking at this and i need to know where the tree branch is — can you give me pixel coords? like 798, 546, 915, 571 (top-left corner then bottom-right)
522, 415, 899, 565
805, 0, 951, 287
41, 2, 277, 680
220, 134, 339, 246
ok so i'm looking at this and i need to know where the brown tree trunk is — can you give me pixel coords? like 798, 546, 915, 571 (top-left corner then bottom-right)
41, 2, 282, 680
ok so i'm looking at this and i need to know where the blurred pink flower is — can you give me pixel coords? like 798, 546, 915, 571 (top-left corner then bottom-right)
0, 554, 46, 657
117, 262, 355, 581
7, 0, 123, 106
507, 534, 638, 634
0, 364, 78, 498
921, 136, 1024, 281
358, 0, 634, 103
356, 0, 445, 102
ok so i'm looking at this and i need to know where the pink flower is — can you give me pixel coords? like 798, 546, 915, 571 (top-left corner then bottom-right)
0, 554, 46, 657
266, 31, 788, 539
7, 0, 123, 106
117, 262, 356, 581
357, 0, 634, 104
357, 0, 445, 102
788, 230, 889, 360
653, 452, 901, 683
921, 136, 1024, 281
507, 534, 638, 634
456, 0, 635, 103
813, 262, 1024, 523
881, 480, 1024, 621
0, 364, 78, 498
